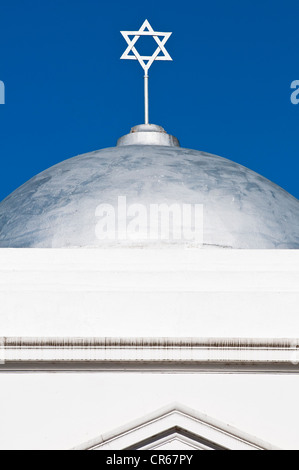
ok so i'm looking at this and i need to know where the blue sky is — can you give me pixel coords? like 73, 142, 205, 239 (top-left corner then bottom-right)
0, 0, 299, 200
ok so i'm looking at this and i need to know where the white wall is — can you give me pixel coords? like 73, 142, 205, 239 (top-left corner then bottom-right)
0, 373, 298, 450
0, 248, 299, 338
0, 248, 299, 449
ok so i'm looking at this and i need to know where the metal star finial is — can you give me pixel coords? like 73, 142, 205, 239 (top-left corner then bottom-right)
120, 20, 172, 124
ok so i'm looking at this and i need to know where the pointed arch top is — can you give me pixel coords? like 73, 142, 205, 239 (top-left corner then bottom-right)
74, 403, 277, 451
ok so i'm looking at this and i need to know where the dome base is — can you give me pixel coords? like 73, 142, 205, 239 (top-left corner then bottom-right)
117, 124, 180, 147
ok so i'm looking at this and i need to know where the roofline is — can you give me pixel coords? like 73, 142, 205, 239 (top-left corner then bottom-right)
73, 402, 278, 450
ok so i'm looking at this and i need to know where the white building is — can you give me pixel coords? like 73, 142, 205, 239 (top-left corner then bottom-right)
0, 124, 299, 450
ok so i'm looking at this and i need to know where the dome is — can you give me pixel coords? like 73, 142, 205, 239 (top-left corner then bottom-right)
0, 125, 299, 249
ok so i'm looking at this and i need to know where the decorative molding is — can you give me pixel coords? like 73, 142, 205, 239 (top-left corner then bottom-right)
1, 337, 299, 373
73, 403, 278, 450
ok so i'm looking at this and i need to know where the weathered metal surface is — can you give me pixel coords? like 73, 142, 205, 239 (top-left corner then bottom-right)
0, 144, 298, 248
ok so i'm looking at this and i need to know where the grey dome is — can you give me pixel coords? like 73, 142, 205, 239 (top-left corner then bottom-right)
0, 144, 299, 248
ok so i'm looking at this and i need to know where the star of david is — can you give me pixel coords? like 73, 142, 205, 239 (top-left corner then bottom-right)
120, 20, 172, 73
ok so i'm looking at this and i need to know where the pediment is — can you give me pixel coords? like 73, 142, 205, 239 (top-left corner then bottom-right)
74, 403, 276, 450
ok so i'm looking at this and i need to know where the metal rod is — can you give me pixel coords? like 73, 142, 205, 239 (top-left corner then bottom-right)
121, 21, 172, 126
144, 72, 149, 124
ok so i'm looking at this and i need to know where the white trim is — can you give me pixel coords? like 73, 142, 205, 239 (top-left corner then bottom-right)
73, 403, 278, 450
1, 337, 299, 373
